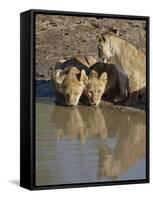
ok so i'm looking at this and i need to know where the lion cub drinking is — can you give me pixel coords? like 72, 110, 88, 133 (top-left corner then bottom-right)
90, 62, 129, 103
53, 55, 109, 106
84, 70, 107, 106
53, 55, 129, 106
54, 66, 88, 106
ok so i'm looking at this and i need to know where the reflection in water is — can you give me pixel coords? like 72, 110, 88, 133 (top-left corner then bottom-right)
36, 98, 146, 186
52, 106, 108, 143
98, 116, 146, 179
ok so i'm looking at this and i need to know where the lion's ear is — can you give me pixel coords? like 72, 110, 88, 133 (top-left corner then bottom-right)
99, 72, 107, 84
55, 69, 66, 84
115, 30, 119, 36
110, 28, 119, 36
79, 70, 88, 85
96, 34, 106, 44
96, 34, 102, 42
70, 67, 80, 75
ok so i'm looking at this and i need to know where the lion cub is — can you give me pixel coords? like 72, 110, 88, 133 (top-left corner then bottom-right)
90, 62, 129, 103
54, 67, 88, 106
96, 31, 146, 105
84, 70, 107, 106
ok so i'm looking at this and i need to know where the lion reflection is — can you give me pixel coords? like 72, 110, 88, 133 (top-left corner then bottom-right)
50, 106, 107, 143
50, 106, 146, 179
98, 113, 146, 180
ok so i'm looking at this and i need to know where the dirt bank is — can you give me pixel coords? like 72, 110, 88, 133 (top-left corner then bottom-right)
35, 14, 146, 80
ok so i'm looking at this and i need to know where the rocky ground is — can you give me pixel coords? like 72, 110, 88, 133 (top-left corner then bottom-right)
35, 14, 146, 80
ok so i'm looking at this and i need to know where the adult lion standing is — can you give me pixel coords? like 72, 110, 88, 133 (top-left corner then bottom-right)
96, 32, 146, 105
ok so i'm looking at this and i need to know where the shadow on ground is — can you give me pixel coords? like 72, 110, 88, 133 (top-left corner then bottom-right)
9, 180, 20, 186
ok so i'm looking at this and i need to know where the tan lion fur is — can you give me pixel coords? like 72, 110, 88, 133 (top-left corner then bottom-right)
97, 32, 146, 104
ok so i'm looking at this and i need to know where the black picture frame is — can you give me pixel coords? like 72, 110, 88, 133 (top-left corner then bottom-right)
20, 9, 150, 190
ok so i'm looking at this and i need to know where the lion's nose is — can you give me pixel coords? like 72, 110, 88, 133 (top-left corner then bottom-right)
90, 102, 98, 106
67, 103, 75, 106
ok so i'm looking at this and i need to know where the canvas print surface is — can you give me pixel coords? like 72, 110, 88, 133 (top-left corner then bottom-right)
35, 13, 147, 186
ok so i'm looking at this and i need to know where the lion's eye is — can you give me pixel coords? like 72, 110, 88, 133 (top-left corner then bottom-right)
97, 90, 101, 94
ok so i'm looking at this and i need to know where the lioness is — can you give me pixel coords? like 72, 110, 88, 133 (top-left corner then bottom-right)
54, 66, 88, 106
97, 32, 146, 105
84, 70, 107, 106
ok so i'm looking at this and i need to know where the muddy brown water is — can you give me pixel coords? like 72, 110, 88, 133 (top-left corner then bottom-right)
36, 97, 146, 186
